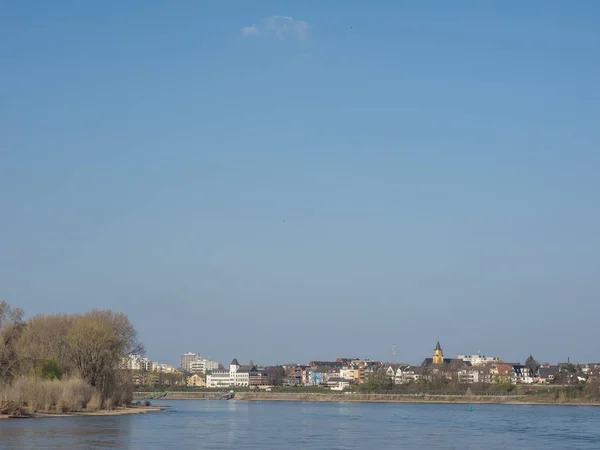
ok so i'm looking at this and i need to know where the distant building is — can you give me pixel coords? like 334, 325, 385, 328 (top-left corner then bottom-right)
121, 355, 142, 371
155, 363, 176, 373
285, 365, 311, 385
187, 373, 206, 387
249, 367, 271, 388
538, 366, 558, 384
121, 356, 174, 373
393, 365, 429, 384
512, 365, 535, 384
327, 377, 351, 391
180, 352, 203, 372
457, 369, 481, 384
308, 371, 324, 386
140, 358, 155, 372
457, 354, 500, 366
206, 358, 260, 388
309, 361, 344, 369
190, 359, 220, 374
422, 341, 470, 368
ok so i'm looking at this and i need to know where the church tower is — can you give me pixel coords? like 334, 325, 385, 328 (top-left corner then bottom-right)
433, 341, 444, 364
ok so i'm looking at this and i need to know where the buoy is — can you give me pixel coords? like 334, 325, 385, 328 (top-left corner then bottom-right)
469, 406, 473, 412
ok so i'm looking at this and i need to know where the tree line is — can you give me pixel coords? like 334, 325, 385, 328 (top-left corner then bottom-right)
0, 301, 143, 414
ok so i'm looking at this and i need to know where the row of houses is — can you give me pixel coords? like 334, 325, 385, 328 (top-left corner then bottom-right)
384, 362, 600, 385
130, 343, 600, 389
199, 358, 385, 390
283, 359, 384, 389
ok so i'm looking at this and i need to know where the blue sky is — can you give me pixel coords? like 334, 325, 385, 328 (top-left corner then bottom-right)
1, 1, 599, 367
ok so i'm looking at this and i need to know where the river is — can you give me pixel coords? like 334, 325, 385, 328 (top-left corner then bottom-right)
1, 400, 599, 449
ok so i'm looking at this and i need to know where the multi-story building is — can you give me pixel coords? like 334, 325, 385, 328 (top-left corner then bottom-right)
512, 365, 535, 384
457, 369, 481, 384
457, 354, 500, 366
190, 359, 220, 374
155, 363, 176, 373
308, 371, 324, 386
206, 358, 253, 388
121, 355, 142, 371
308, 361, 344, 369
180, 352, 203, 372
340, 367, 352, 380
140, 358, 155, 372
187, 373, 206, 387
249, 368, 271, 388
285, 365, 311, 385
393, 365, 429, 384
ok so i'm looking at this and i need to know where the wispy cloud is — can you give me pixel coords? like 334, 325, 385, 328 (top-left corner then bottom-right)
241, 16, 310, 40
241, 25, 259, 37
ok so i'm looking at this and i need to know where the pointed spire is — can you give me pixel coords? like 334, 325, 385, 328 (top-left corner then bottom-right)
435, 341, 442, 351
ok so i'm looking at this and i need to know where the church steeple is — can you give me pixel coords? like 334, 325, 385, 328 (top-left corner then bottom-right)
433, 340, 444, 364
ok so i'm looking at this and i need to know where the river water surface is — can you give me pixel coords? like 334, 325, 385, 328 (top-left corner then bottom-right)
1, 400, 599, 449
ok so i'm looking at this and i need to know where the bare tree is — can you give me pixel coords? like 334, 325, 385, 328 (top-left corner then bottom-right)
65, 310, 143, 404
267, 366, 285, 386
0, 301, 26, 381
525, 355, 540, 377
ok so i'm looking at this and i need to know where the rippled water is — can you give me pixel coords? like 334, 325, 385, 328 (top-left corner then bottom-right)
1, 400, 599, 449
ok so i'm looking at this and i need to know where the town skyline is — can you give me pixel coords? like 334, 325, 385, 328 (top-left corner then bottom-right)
123, 340, 598, 391
144, 340, 592, 372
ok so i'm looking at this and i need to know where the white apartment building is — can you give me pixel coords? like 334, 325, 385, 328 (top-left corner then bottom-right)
457, 354, 500, 366
155, 363, 176, 373
121, 355, 142, 371
457, 369, 481, 384
206, 358, 250, 388
121, 356, 157, 372
140, 358, 155, 372
339, 367, 352, 380
180, 352, 203, 371
190, 359, 220, 373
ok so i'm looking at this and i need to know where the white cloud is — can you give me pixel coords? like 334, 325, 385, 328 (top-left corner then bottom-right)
241, 16, 310, 40
241, 25, 259, 37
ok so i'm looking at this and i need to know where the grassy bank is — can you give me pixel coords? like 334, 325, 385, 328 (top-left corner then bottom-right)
0, 377, 165, 419
0, 377, 101, 416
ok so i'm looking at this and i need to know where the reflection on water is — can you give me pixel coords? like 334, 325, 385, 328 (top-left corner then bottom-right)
0, 416, 133, 449
225, 400, 240, 445
1, 401, 600, 449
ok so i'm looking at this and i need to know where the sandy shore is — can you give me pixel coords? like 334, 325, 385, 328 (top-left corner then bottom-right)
37, 405, 165, 418
0, 405, 164, 420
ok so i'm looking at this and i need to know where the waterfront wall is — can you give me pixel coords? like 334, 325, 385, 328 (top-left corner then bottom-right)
134, 391, 523, 403
133, 392, 230, 400
133, 391, 600, 405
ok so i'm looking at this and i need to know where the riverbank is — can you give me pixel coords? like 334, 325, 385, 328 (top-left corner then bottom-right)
134, 391, 600, 406
0, 405, 165, 420
235, 392, 600, 406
